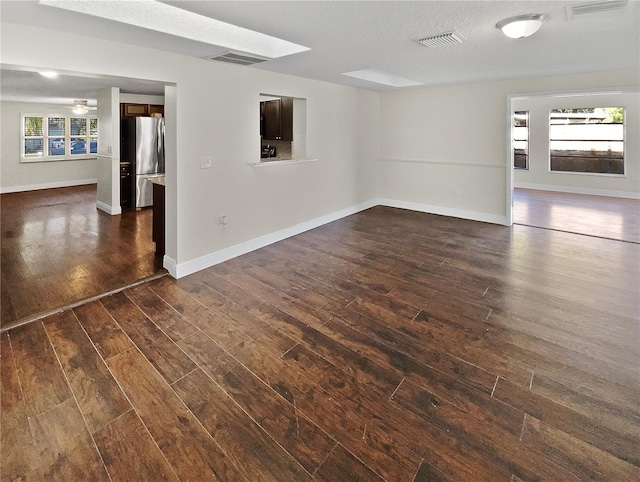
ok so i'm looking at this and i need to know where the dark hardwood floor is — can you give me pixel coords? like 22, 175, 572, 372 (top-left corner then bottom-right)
2, 205, 638, 481
1, 185, 163, 329
514, 188, 640, 243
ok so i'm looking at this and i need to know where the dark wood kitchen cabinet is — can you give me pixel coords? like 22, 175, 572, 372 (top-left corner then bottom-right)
120, 103, 164, 119
148, 104, 165, 117
119, 162, 132, 208
121, 103, 148, 118
152, 182, 165, 256
260, 98, 292, 141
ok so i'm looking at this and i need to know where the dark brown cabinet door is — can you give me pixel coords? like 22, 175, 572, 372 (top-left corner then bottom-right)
152, 183, 165, 256
119, 163, 132, 207
121, 103, 148, 118
262, 100, 281, 140
148, 104, 164, 117
261, 98, 293, 141
280, 98, 293, 142
120, 103, 163, 119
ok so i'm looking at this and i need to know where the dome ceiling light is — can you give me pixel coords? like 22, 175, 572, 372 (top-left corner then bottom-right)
496, 14, 549, 39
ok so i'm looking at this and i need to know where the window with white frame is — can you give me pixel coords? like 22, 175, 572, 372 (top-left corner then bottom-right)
22, 114, 98, 162
514, 110, 529, 170
549, 108, 624, 175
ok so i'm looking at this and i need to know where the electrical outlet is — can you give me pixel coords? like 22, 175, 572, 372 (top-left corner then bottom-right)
219, 215, 228, 227
454, 188, 462, 196
200, 156, 212, 169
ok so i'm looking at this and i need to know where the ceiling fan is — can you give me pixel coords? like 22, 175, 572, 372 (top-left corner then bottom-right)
71, 100, 97, 115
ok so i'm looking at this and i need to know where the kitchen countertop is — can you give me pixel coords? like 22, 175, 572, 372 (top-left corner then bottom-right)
151, 176, 165, 186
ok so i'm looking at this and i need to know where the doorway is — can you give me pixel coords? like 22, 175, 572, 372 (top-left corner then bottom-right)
506, 89, 640, 243
0, 67, 176, 330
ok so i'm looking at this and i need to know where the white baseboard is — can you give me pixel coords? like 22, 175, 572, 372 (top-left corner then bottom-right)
378, 198, 509, 226
172, 199, 378, 278
163, 255, 177, 277
170, 197, 508, 279
1, 178, 97, 194
515, 182, 640, 200
96, 200, 122, 215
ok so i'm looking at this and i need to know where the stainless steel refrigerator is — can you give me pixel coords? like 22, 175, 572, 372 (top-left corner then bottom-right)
121, 117, 165, 208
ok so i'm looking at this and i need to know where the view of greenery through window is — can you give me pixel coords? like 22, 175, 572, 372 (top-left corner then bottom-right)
549, 107, 624, 175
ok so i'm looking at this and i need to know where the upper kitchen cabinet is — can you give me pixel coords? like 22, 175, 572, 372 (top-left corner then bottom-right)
260, 97, 293, 141
148, 104, 165, 117
121, 103, 164, 119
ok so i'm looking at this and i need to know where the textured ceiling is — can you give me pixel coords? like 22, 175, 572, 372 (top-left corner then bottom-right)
0, 69, 166, 105
1, 0, 639, 103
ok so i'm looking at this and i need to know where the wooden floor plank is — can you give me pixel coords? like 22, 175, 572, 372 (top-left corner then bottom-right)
313, 444, 385, 481
173, 368, 312, 481
412, 460, 451, 482
7, 321, 71, 416
73, 300, 134, 360
493, 376, 640, 465
228, 340, 424, 481
177, 333, 337, 474
390, 379, 581, 482
521, 415, 640, 481
249, 302, 403, 398
43, 310, 131, 433
93, 410, 179, 481
147, 277, 249, 350
106, 347, 246, 481
29, 398, 110, 481
124, 285, 201, 342
100, 292, 197, 384
1, 333, 41, 481
176, 277, 299, 356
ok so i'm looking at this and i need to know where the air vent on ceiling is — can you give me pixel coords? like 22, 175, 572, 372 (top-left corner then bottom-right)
207, 52, 270, 66
566, 0, 629, 20
418, 31, 465, 48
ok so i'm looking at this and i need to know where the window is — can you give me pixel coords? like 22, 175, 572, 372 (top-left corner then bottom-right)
549, 108, 624, 175
21, 114, 98, 162
514, 110, 529, 170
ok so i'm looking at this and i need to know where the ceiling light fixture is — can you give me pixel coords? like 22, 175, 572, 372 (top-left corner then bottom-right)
496, 14, 548, 39
39, 71, 58, 78
72, 100, 89, 115
38, 0, 309, 59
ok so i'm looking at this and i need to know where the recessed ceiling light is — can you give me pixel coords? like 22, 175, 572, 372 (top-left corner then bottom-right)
496, 14, 549, 39
39, 71, 58, 78
38, 0, 309, 59
341, 69, 422, 88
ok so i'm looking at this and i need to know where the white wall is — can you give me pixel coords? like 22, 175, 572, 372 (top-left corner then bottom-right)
1, 22, 380, 276
379, 70, 640, 223
0, 101, 97, 192
514, 91, 639, 198
119, 93, 164, 105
